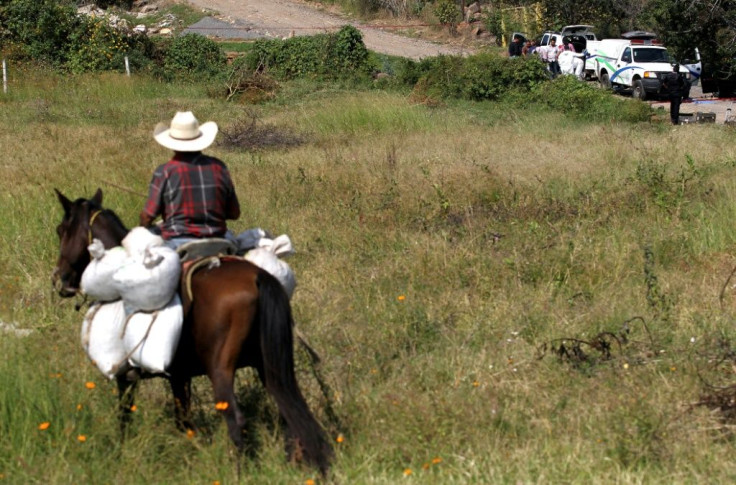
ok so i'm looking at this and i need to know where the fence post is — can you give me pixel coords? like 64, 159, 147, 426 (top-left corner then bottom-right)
124, 56, 130, 77
3, 59, 7, 94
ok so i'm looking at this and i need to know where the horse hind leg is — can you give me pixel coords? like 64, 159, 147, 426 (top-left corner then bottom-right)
211, 368, 247, 450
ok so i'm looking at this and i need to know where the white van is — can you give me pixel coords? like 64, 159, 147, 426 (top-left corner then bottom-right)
592, 38, 692, 100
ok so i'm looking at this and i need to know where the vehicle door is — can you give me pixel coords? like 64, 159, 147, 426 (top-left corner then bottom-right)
682, 47, 702, 87
614, 46, 634, 86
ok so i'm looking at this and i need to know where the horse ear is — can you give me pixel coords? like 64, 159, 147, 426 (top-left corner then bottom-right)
91, 188, 103, 206
55, 188, 72, 214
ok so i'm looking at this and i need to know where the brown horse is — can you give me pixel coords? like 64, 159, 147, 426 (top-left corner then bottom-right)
52, 188, 333, 474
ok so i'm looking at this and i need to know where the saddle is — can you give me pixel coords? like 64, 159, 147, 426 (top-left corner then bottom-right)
176, 238, 238, 263
176, 238, 241, 315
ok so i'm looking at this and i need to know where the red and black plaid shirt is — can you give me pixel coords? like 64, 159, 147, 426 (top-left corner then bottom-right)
143, 154, 240, 239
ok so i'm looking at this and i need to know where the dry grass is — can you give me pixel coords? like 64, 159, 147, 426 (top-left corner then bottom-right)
3, 69, 736, 483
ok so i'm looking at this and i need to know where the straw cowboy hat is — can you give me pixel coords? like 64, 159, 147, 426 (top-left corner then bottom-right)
153, 111, 218, 152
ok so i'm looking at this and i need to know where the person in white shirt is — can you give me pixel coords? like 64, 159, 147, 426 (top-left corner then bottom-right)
545, 38, 561, 78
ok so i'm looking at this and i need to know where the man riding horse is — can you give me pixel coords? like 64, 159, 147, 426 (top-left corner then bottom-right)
139, 111, 241, 250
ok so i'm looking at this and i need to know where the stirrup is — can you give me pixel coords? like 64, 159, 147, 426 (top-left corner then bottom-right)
176, 238, 238, 262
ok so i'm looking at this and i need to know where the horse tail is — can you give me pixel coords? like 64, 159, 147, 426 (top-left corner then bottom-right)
257, 272, 333, 474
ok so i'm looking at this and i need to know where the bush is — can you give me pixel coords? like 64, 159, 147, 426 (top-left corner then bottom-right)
163, 33, 226, 80
245, 25, 374, 81
529, 75, 654, 122
404, 53, 548, 101
0, 0, 79, 66
66, 17, 131, 73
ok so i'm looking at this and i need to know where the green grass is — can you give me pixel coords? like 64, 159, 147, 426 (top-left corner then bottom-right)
3, 67, 736, 483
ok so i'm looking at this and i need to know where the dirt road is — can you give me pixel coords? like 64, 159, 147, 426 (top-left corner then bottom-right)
185, 0, 474, 60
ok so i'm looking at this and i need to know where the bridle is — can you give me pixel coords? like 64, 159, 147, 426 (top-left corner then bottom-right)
88, 209, 102, 245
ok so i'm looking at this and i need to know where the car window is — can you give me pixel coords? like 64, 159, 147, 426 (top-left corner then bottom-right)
633, 48, 671, 63
621, 47, 632, 63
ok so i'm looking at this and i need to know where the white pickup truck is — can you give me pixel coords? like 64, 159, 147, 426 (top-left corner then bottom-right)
588, 38, 695, 100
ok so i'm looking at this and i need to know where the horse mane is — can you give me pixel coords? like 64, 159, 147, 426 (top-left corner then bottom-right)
99, 207, 129, 235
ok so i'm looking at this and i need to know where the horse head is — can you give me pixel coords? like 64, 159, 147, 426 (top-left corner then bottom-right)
52, 188, 127, 297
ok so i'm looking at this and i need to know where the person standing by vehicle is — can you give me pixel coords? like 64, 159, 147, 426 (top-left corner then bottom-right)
140, 111, 241, 249
545, 38, 561, 78
662, 64, 688, 125
509, 35, 523, 58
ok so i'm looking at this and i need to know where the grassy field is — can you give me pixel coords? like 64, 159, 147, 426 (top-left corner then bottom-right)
2, 67, 736, 484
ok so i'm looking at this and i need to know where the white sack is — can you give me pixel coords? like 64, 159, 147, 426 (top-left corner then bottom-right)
123, 294, 183, 374
113, 245, 181, 311
245, 247, 297, 299
257, 234, 295, 257
121, 226, 165, 261
81, 300, 129, 380
80, 241, 128, 302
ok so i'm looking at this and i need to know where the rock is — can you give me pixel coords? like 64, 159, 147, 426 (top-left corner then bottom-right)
159, 27, 172, 36
134, 24, 147, 34
140, 5, 158, 14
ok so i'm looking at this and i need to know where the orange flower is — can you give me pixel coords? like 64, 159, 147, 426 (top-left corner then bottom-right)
336, 434, 344, 443
186, 429, 196, 439
215, 401, 229, 411
432, 457, 442, 464
472, 381, 480, 387
76, 404, 83, 411
305, 480, 316, 485
38, 422, 50, 430
403, 468, 412, 476
77, 435, 87, 442
130, 405, 137, 412
85, 381, 96, 389
422, 463, 430, 470
397, 295, 406, 301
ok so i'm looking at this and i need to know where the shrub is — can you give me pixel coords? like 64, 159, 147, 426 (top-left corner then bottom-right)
163, 33, 226, 80
245, 25, 374, 81
0, 0, 79, 66
433, 0, 460, 32
66, 17, 131, 73
529, 75, 654, 122
406, 53, 548, 101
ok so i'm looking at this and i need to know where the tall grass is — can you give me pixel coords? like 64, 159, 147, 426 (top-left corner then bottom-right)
3, 68, 736, 483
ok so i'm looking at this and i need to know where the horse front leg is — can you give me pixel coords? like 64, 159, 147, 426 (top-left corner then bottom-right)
169, 375, 195, 433
116, 368, 140, 439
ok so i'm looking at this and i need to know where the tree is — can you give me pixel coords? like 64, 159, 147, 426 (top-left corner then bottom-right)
647, 0, 736, 94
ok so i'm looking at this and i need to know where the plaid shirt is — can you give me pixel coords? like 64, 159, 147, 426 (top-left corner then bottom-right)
143, 154, 240, 239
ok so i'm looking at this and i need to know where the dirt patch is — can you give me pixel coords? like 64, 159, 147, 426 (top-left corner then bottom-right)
184, 0, 482, 59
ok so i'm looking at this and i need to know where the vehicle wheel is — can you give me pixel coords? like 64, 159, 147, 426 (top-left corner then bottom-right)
599, 71, 611, 90
632, 79, 647, 100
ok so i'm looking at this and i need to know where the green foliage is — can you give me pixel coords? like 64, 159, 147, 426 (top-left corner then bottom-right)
163, 33, 227, 80
245, 25, 374, 81
529, 75, 654, 122
433, 0, 460, 26
647, 0, 736, 95
66, 17, 131, 73
0, 0, 79, 65
403, 52, 549, 101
